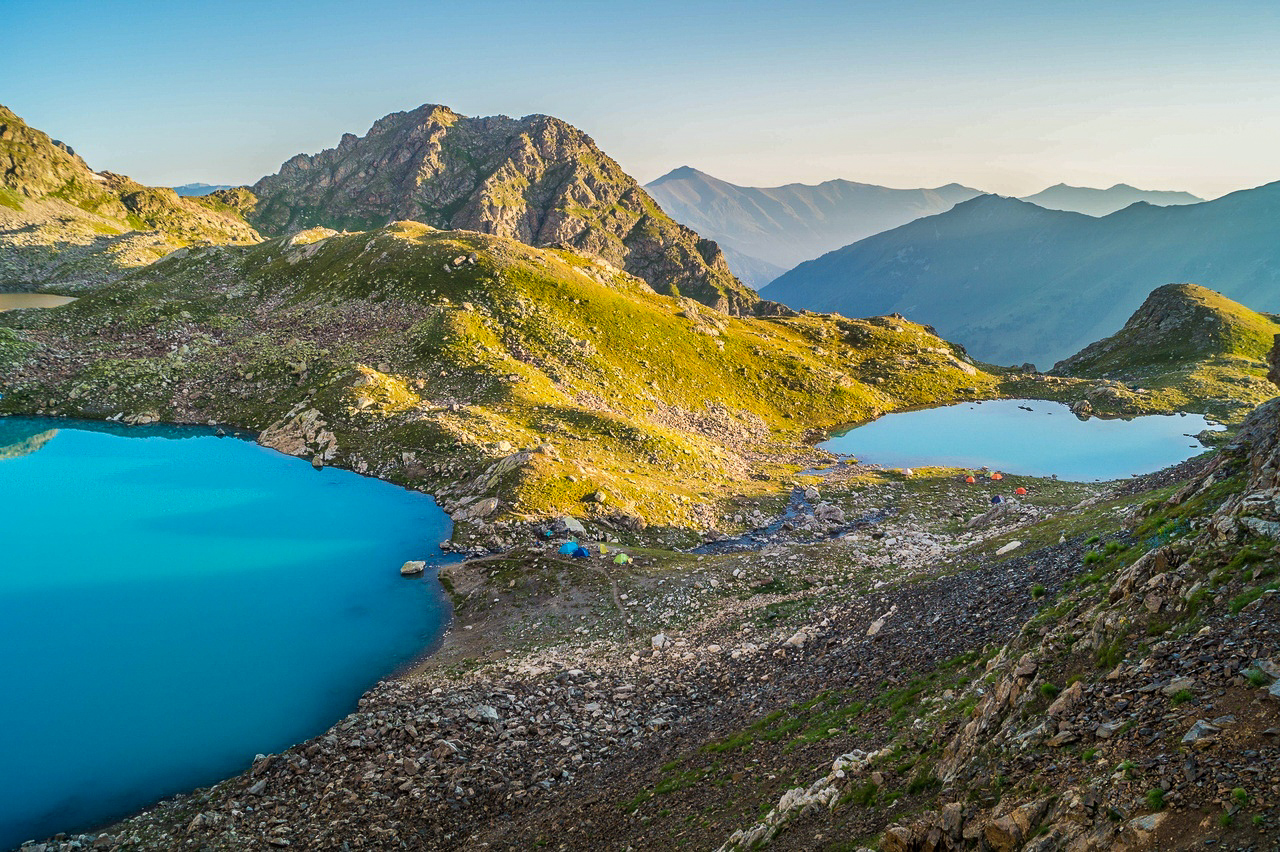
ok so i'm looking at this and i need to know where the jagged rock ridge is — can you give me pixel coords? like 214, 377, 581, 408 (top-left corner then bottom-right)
250, 105, 757, 314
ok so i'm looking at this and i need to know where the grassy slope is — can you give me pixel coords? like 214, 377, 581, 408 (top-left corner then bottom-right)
1051, 283, 1280, 422
0, 221, 998, 530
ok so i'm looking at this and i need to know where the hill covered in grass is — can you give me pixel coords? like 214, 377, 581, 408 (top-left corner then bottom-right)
1052, 283, 1280, 421
249, 105, 758, 315
0, 221, 997, 534
0, 105, 260, 290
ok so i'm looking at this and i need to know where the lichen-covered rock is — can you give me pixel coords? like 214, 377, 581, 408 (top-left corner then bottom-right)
257, 405, 338, 462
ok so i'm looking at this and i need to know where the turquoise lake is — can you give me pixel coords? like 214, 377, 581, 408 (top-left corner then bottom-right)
0, 417, 452, 849
820, 399, 1223, 481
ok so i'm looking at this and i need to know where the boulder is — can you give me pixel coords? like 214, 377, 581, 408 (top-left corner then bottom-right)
1181, 719, 1220, 745
1047, 680, 1083, 717
400, 560, 426, 576
813, 503, 845, 523
995, 540, 1022, 556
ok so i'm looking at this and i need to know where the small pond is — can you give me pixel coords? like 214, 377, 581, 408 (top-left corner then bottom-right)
0, 293, 77, 312
819, 399, 1223, 481
0, 417, 451, 848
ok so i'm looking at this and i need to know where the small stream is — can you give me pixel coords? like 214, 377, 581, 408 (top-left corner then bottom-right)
692, 487, 895, 555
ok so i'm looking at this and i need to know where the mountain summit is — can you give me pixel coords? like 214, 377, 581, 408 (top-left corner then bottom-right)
644, 167, 981, 278
1019, 182, 1203, 216
250, 105, 756, 314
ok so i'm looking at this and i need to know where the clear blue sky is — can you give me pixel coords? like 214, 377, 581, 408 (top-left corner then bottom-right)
5, 0, 1279, 198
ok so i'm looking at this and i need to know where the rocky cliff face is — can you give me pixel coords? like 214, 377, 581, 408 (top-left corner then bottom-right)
250, 104, 757, 314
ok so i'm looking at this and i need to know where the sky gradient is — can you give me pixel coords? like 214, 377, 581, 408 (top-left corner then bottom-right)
5, 0, 1279, 198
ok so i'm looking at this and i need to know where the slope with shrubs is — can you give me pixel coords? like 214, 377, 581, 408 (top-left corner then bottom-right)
0, 220, 997, 532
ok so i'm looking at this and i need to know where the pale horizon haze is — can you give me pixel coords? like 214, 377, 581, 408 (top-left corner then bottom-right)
5, 0, 1280, 199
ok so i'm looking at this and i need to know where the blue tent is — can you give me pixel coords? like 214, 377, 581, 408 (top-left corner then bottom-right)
558, 540, 579, 555
573, 545, 591, 559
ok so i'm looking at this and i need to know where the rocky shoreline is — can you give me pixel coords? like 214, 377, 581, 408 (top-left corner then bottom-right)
9, 456, 1133, 850
11, 394, 1280, 851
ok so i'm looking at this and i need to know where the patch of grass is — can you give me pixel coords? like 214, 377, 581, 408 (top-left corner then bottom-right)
1169, 689, 1194, 706
1095, 638, 1124, 670
1146, 788, 1165, 811
1031, 583, 1046, 600
0, 187, 23, 211
1231, 787, 1248, 806
1085, 534, 1101, 545
842, 781, 879, 807
1039, 682, 1060, 700
1229, 582, 1278, 614
1218, 812, 1234, 828
1244, 668, 1272, 688
1083, 550, 1104, 566
906, 771, 941, 795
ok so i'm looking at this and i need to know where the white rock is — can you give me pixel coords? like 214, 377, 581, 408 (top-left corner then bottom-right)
995, 540, 1022, 556
400, 560, 426, 576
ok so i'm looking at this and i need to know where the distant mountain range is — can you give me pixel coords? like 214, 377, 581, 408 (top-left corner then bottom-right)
644, 167, 981, 284
644, 169, 1205, 286
1020, 183, 1202, 216
765, 184, 1280, 368
172, 183, 234, 196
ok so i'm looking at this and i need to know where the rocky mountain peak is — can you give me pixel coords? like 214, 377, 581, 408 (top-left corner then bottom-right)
0, 104, 100, 196
251, 105, 756, 314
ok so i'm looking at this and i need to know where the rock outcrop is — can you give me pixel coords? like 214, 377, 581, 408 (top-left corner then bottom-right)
249, 104, 757, 314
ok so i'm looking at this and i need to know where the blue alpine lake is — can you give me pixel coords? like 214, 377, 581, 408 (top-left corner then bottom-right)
0, 417, 452, 849
820, 399, 1223, 481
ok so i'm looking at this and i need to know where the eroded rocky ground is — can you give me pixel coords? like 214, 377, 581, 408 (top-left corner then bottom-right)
20, 412, 1280, 851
